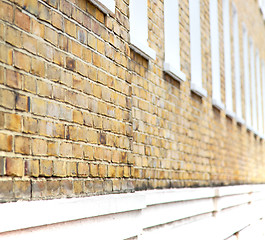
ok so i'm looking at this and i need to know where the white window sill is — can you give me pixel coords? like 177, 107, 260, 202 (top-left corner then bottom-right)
163, 62, 186, 82
246, 124, 254, 132
212, 99, 224, 110
90, 0, 115, 15
225, 109, 235, 119
130, 37, 156, 61
191, 83, 207, 98
236, 116, 245, 125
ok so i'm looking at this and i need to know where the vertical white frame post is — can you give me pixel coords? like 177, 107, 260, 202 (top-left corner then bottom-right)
250, 39, 257, 133
243, 25, 251, 129
261, 61, 265, 138
232, 5, 243, 123
189, 0, 207, 97
210, 0, 224, 109
164, 0, 186, 81
223, 0, 234, 117
256, 51, 263, 135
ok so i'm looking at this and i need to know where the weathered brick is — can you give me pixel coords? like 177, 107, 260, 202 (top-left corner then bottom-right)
14, 180, 31, 200
32, 179, 46, 199
5, 113, 22, 132
60, 142, 72, 157
15, 94, 29, 112
0, 1, 13, 22
6, 158, 24, 177
6, 26, 22, 48
6, 69, 22, 89
67, 161, 77, 177
32, 138, 47, 156
38, 2, 51, 23
64, 18, 76, 38
15, 9, 30, 32
45, 26, 58, 46
32, 18, 45, 38
14, 136, 30, 155
0, 179, 13, 201
14, 51, 31, 72
60, 179, 73, 197
23, 117, 38, 134
24, 75, 37, 94
90, 163, 98, 177
0, 157, 5, 176
0, 88, 15, 109
22, 33, 37, 54
78, 162, 89, 177
46, 180, 60, 197
23, 0, 39, 16
53, 160, 67, 177
47, 141, 59, 156
73, 180, 83, 195
52, 11, 63, 30
31, 97, 47, 116
0, 133, 13, 152
25, 159, 39, 177
40, 159, 53, 176
31, 57, 45, 77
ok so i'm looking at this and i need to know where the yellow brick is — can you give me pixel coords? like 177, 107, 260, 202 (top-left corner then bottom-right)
53, 161, 67, 177
5, 113, 22, 132
67, 161, 77, 177
31, 57, 45, 77
40, 159, 53, 176
64, 18, 76, 38
15, 136, 30, 155
14, 50, 31, 72
78, 162, 89, 177
0, 133, 13, 152
0, 88, 15, 109
90, 163, 98, 177
60, 142, 73, 157
6, 26, 22, 48
6, 158, 23, 177
32, 138, 47, 156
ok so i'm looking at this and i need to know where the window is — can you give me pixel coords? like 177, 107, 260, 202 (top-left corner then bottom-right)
210, 0, 223, 109
256, 50, 263, 136
223, 0, 234, 118
189, 0, 207, 97
243, 25, 251, 129
232, 5, 243, 123
164, 0, 186, 82
250, 39, 258, 133
90, 0, 115, 14
129, 0, 156, 60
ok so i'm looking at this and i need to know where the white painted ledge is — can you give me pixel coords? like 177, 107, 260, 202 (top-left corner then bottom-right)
1, 184, 265, 240
130, 37, 156, 61
212, 99, 225, 110
163, 62, 186, 82
89, 0, 115, 15
191, 83, 207, 98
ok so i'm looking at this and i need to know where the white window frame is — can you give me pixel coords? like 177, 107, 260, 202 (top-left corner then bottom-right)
164, 0, 186, 82
250, 39, 258, 134
243, 25, 251, 130
232, 4, 243, 124
261, 60, 265, 138
210, 0, 224, 110
256, 50, 263, 136
223, 0, 234, 118
189, 0, 207, 97
90, 0, 115, 14
129, 0, 156, 60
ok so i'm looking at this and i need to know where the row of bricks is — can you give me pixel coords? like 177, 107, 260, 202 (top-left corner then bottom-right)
0, 131, 131, 158
0, 177, 134, 202
0, 157, 201, 180
0, 157, 132, 178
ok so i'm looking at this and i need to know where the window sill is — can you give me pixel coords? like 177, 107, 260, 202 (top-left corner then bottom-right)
164, 62, 186, 82
212, 99, 224, 110
191, 83, 207, 98
236, 116, 245, 125
225, 109, 235, 119
90, 0, 115, 15
130, 37, 156, 61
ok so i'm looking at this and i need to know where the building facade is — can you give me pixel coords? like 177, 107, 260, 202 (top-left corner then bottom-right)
0, 0, 265, 239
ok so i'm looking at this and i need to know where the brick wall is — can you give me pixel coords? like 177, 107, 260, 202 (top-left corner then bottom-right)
0, 0, 265, 202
